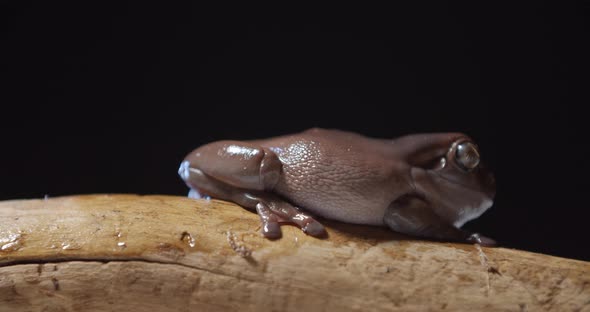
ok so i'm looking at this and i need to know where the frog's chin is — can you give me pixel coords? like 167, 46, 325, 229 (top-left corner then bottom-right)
428, 186, 494, 228
452, 197, 493, 228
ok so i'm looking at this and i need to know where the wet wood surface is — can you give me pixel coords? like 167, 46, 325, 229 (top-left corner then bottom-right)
1, 194, 589, 311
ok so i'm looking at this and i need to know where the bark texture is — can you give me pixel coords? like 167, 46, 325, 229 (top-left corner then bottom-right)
0, 194, 588, 311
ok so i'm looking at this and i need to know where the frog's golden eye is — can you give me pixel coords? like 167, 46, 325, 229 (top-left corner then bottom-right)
455, 142, 480, 171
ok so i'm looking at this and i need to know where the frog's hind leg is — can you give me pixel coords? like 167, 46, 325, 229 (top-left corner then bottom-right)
179, 161, 325, 239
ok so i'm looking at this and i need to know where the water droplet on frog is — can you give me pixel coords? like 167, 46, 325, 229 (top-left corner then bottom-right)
117, 242, 126, 248
181, 231, 196, 248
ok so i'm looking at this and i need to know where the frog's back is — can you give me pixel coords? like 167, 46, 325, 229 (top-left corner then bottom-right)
254, 128, 412, 225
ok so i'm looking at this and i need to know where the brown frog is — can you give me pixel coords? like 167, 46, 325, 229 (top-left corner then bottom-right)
179, 128, 496, 245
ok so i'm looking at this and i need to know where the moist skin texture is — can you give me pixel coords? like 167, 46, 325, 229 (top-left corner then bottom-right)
179, 128, 496, 245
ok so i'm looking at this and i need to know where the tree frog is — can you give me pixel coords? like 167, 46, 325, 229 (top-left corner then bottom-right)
179, 128, 496, 245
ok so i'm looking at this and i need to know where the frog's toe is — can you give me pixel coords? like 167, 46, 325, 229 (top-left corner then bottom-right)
302, 220, 327, 237
256, 202, 283, 239
262, 222, 282, 239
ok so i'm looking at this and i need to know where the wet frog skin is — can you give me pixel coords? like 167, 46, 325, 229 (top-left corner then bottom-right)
179, 128, 496, 245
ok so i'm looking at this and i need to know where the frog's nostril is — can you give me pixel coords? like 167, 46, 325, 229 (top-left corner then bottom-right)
178, 160, 191, 181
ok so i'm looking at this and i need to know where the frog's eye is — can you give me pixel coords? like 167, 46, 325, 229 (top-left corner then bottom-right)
455, 142, 480, 171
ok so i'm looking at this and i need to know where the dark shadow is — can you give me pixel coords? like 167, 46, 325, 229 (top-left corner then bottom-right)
323, 219, 413, 242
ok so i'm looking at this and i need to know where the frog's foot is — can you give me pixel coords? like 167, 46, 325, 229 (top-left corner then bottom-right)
255, 199, 326, 239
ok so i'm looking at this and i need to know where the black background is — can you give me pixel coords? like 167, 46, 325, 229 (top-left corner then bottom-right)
1, 3, 587, 260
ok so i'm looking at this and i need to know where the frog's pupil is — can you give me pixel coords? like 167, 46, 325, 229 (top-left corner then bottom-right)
456, 142, 480, 170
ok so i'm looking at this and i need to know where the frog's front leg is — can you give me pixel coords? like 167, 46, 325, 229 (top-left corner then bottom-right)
384, 195, 496, 246
179, 141, 326, 239
254, 195, 326, 238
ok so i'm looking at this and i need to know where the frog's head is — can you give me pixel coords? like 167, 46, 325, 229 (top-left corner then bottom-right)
396, 133, 496, 227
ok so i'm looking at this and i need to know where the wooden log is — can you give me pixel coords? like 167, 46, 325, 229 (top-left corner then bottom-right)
0, 194, 588, 311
